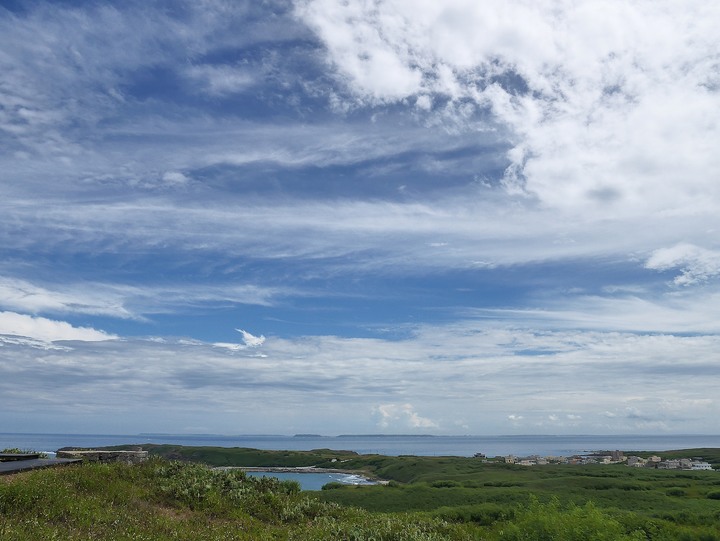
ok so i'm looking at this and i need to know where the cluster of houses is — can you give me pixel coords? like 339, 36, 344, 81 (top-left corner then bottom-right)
488, 450, 715, 470
626, 455, 714, 470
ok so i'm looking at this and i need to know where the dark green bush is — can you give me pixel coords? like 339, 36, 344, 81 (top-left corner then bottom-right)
435, 503, 513, 525
322, 482, 345, 490
430, 480, 461, 488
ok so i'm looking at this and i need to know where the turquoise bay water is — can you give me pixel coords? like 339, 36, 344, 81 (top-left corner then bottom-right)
244, 470, 375, 491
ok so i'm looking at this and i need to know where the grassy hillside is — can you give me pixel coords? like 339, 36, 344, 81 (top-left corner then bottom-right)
0, 459, 473, 540
118, 444, 362, 468
31, 445, 716, 540
3, 457, 720, 540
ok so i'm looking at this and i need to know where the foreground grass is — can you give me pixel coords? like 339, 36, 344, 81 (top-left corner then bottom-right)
0, 459, 475, 540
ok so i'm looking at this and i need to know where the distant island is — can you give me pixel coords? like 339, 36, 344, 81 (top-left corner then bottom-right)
335, 434, 439, 438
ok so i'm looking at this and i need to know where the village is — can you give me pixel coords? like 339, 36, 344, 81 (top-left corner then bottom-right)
473, 451, 716, 470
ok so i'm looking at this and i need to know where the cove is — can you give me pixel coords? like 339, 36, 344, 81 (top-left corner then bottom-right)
244, 470, 376, 491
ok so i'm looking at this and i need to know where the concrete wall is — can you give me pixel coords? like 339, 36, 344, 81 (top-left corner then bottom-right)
56, 450, 148, 464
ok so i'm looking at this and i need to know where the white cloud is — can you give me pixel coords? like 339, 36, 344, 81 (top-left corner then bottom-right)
1, 320, 719, 433
237, 329, 266, 347
0, 276, 133, 318
471, 287, 720, 334
646, 244, 720, 286
0, 276, 287, 320
212, 329, 267, 351
212, 342, 246, 352
1, 1, 719, 437
298, 0, 720, 217
0, 311, 116, 343
375, 403, 438, 429
162, 171, 190, 185
2, 1, 716, 288
186, 64, 256, 96
0, 190, 702, 280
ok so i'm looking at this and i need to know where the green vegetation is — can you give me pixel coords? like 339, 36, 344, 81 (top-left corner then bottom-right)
134, 444, 361, 468
0, 458, 471, 540
2, 446, 720, 539
1, 448, 48, 459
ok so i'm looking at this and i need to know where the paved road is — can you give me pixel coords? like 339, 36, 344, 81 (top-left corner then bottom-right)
0, 458, 80, 475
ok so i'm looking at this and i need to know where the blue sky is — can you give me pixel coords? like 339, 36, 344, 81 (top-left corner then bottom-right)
2, 0, 720, 436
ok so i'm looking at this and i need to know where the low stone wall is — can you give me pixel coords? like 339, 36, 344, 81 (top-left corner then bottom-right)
55, 450, 148, 464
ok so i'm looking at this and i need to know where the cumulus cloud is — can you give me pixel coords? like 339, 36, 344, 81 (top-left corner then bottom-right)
375, 403, 438, 429
298, 0, 720, 217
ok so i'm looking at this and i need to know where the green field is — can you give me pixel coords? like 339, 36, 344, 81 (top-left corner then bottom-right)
2, 445, 720, 540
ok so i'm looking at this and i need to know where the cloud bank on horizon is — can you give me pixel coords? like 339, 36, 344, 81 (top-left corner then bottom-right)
1, 0, 719, 435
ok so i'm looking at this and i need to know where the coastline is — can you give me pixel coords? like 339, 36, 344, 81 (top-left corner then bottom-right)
217, 465, 386, 485
5, 433, 720, 459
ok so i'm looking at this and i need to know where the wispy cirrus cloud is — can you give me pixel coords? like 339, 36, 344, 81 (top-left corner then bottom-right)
467, 288, 720, 334
0, 276, 290, 320
3, 321, 716, 434
0, 277, 134, 319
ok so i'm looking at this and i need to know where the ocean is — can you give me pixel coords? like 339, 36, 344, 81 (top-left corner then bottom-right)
2, 433, 720, 458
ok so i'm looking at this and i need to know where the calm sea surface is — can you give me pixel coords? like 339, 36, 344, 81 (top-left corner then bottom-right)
2, 433, 720, 458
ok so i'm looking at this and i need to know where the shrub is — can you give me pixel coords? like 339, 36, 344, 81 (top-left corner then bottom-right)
430, 480, 461, 488
435, 503, 513, 525
494, 498, 645, 541
1, 447, 48, 458
322, 482, 346, 490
